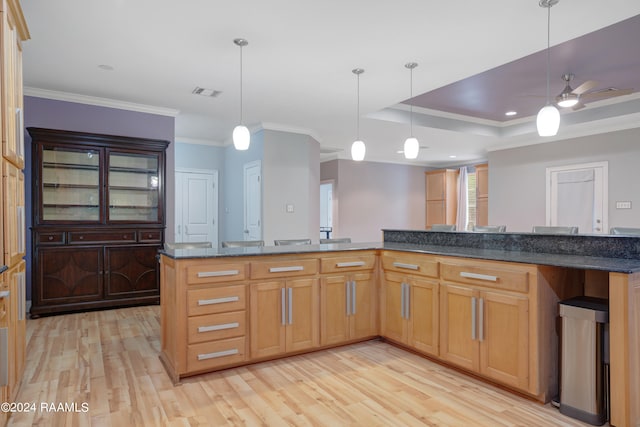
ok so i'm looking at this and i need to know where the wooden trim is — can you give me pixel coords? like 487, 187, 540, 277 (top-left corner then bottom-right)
609, 272, 640, 427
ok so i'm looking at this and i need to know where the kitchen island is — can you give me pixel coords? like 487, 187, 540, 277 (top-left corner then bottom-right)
159, 232, 640, 427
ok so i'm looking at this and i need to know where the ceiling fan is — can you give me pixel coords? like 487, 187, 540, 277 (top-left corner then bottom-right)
555, 73, 633, 110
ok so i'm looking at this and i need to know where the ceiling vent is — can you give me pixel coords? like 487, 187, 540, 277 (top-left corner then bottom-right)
192, 87, 222, 98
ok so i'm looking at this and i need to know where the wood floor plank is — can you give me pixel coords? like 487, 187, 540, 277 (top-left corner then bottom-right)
8, 306, 601, 426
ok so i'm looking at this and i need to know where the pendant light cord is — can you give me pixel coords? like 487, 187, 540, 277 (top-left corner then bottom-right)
239, 44, 244, 125
356, 72, 360, 140
545, 4, 551, 105
409, 67, 414, 137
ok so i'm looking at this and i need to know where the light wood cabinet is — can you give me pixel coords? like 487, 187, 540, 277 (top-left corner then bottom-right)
381, 252, 440, 356
425, 169, 458, 228
250, 278, 319, 359
320, 253, 377, 346
439, 259, 533, 394
0, 1, 28, 418
475, 163, 488, 226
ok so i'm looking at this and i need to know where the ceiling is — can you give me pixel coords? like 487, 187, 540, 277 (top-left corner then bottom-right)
20, 1, 640, 167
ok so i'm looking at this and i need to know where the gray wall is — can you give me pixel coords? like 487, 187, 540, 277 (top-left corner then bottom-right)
321, 159, 427, 242
488, 127, 640, 232
262, 130, 320, 245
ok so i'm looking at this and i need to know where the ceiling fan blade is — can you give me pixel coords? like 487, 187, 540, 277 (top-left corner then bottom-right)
572, 80, 599, 95
580, 88, 634, 101
572, 102, 586, 111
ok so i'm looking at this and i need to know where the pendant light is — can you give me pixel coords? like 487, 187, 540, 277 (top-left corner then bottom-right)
232, 38, 250, 150
536, 0, 560, 137
404, 62, 419, 159
351, 68, 366, 161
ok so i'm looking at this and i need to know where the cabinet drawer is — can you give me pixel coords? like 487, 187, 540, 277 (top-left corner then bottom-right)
68, 231, 136, 244
251, 258, 318, 279
188, 285, 246, 316
187, 336, 246, 372
440, 261, 529, 293
138, 229, 162, 243
188, 311, 246, 344
38, 232, 65, 245
320, 254, 376, 273
381, 253, 439, 278
186, 262, 246, 285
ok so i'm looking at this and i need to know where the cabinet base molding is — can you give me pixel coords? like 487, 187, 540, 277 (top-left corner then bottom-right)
160, 336, 378, 385
29, 297, 160, 319
380, 338, 548, 403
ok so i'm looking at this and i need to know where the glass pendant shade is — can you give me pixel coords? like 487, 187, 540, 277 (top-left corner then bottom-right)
351, 140, 365, 161
536, 104, 560, 137
404, 137, 419, 159
233, 124, 251, 150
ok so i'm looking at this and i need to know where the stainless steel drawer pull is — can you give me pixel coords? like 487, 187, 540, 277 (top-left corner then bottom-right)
460, 272, 498, 282
197, 348, 239, 361
336, 261, 366, 268
198, 296, 240, 306
269, 266, 304, 273
0, 291, 9, 298
393, 262, 419, 270
197, 270, 240, 278
471, 297, 477, 340
198, 322, 240, 333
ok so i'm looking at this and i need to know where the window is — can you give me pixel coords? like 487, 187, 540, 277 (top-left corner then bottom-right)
467, 171, 477, 231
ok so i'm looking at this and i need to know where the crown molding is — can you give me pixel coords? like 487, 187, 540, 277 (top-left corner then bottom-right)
258, 122, 322, 143
24, 87, 180, 117
175, 136, 225, 147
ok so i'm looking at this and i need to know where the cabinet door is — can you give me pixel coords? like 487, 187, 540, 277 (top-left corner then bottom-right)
439, 284, 479, 372
38, 145, 102, 223
286, 278, 319, 353
475, 164, 488, 198
35, 247, 103, 306
350, 272, 377, 340
476, 197, 488, 227
105, 246, 159, 298
8, 261, 25, 400
3, 162, 24, 266
479, 290, 529, 391
408, 278, 439, 356
381, 274, 406, 342
320, 275, 349, 346
426, 200, 446, 227
108, 151, 162, 223
426, 171, 445, 201
250, 281, 286, 358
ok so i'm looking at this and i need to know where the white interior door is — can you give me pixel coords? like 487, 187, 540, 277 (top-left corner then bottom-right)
546, 162, 608, 234
175, 169, 218, 246
244, 161, 262, 241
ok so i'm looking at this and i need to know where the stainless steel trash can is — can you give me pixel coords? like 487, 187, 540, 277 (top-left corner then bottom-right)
559, 296, 609, 426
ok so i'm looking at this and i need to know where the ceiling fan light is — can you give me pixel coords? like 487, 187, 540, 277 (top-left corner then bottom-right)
232, 125, 251, 150
351, 140, 366, 161
557, 93, 579, 108
536, 104, 560, 136
403, 137, 419, 159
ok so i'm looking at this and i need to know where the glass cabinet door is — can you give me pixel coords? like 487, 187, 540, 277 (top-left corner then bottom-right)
108, 152, 160, 222
41, 147, 101, 221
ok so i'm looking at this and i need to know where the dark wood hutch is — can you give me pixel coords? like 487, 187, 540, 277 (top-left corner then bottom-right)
28, 128, 169, 317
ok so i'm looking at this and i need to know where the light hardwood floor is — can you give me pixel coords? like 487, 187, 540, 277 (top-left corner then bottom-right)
8, 306, 596, 426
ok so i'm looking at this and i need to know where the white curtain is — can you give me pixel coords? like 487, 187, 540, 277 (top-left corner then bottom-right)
456, 167, 468, 231
557, 169, 594, 232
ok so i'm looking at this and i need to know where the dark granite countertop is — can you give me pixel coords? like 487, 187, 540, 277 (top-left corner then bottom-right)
160, 241, 640, 273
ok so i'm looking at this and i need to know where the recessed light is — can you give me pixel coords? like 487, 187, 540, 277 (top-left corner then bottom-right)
449, 155, 457, 159
505, 111, 517, 116
98, 64, 114, 71
397, 150, 404, 154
